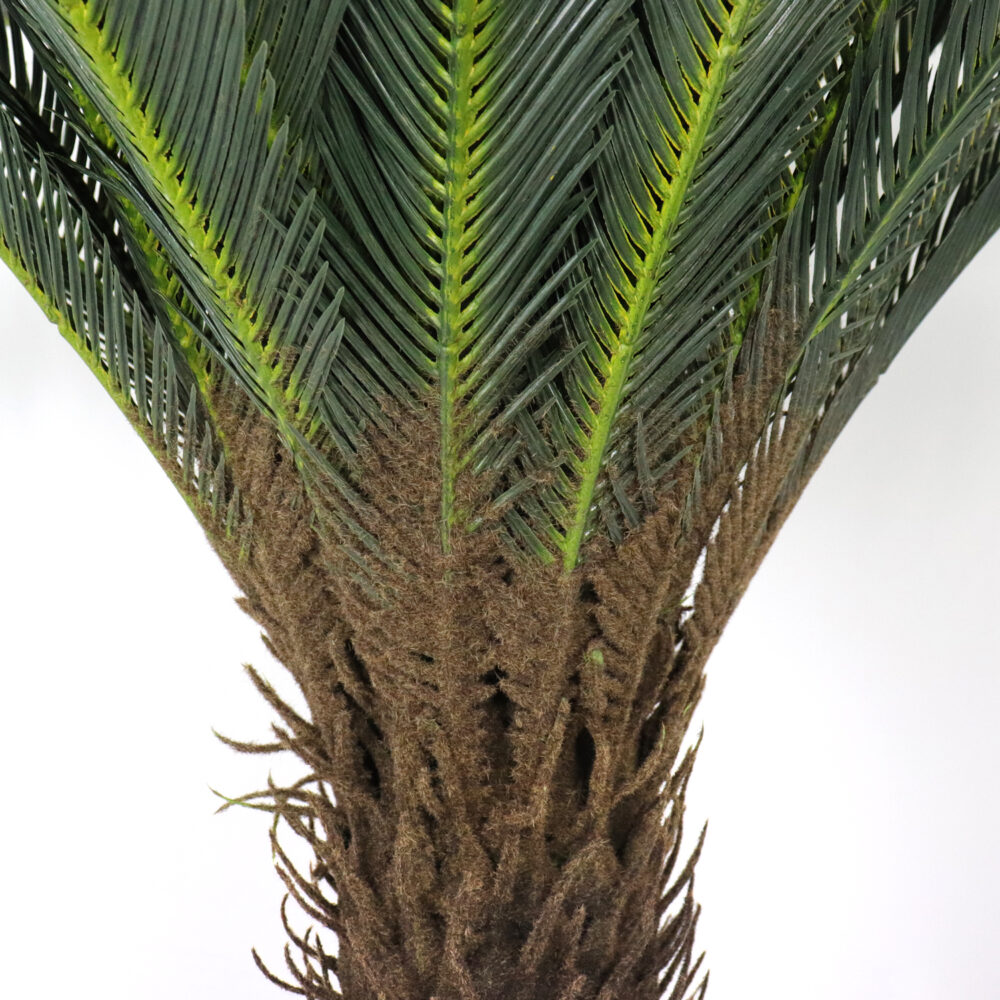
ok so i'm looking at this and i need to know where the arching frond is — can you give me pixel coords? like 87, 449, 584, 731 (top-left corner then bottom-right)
9, 0, 346, 483
4, 0, 1000, 570
759, 0, 1000, 495
777, 2, 1000, 511
0, 90, 240, 535
670, 0, 1000, 656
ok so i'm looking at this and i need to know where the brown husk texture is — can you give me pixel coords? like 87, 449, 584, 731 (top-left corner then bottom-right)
204, 316, 805, 1000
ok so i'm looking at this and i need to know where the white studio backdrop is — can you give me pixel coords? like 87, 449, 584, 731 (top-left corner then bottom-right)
1, 235, 998, 999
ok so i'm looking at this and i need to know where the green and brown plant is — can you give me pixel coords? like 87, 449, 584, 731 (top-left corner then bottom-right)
2, 1, 998, 997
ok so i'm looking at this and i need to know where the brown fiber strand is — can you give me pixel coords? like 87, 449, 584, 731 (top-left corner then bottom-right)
199, 312, 816, 998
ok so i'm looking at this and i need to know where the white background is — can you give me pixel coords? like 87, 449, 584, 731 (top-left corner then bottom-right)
1, 237, 998, 998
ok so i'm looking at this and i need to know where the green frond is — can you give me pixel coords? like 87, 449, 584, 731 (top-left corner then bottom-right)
0, 12, 222, 414
0, 99, 241, 537
9, 0, 346, 483
701, 0, 1000, 574
245, 0, 347, 169
763, 0, 1000, 436
544, 0, 857, 567
797, 146, 1000, 484
776, 4, 1000, 504
318, 0, 633, 551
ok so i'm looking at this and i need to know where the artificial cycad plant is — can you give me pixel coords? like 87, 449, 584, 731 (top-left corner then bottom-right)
3, 1, 999, 997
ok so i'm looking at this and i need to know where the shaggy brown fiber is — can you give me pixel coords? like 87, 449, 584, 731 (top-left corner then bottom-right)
202, 315, 805, 1000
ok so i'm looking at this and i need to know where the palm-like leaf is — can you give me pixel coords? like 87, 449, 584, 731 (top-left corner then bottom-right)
0, 12, 241, 533
549, 0, 855, 565
10, 1, 347, 488
739, 0, 1000, 552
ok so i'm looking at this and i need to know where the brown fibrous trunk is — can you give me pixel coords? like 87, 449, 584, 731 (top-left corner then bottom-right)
203, 314, 806, 1000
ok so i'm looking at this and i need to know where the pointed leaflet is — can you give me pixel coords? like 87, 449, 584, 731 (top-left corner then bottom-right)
772, 1, 1000, 503
245, 0, 347, 169
0, 3, 231, 418
0, 6, 138, 283
321, 0, 633, 552
798, 148, 1000, 484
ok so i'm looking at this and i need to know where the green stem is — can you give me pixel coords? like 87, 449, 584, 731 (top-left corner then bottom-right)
438, 0, 479, 552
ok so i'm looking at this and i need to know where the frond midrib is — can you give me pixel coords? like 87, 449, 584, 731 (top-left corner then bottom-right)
54, 76, 219, 407
438, 0, 480, 552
